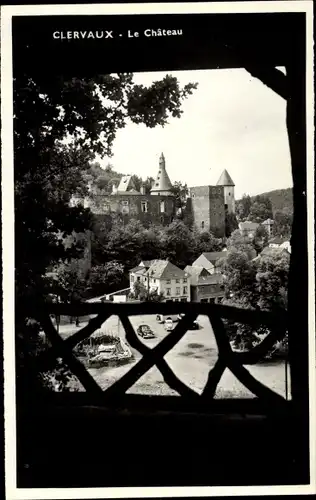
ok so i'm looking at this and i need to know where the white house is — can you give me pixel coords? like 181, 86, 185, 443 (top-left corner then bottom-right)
269, 236, 291, 253
262, 218, 274, 237
130, 260, 191, 302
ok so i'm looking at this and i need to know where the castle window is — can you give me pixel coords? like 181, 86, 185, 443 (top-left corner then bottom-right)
228, 192, 231, 196
160, 201, 165, 213
176, 287, 180, 295
183, 286, 187, 294
160, 216, 164, 223
166, 288, 171, 296
141, 201, 148, 213
156, 183, 159, 187
201, 221, 205, 229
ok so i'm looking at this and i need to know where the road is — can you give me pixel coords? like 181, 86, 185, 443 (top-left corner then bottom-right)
60, 313, 290, 398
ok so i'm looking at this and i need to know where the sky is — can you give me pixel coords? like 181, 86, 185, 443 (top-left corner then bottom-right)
96, 68, 292, 199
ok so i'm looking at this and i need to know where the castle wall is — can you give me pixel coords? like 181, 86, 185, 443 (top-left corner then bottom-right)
87, 193, 175, 227
189, 186, 225, 237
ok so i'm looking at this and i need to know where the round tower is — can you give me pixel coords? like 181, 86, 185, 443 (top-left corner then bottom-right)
150, 153, 173, 196
216, 169, 235, 213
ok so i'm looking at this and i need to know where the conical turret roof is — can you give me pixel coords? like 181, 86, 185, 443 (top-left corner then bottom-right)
216, 169, 235, 186
150, 153, 173, 193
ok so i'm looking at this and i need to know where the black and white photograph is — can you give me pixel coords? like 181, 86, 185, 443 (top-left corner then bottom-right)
2, 1, 315, 497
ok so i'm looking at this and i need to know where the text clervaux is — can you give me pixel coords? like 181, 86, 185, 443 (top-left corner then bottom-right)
52, 29, 183, 40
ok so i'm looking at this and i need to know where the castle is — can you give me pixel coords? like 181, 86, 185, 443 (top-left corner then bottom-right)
78, 153, 235, 237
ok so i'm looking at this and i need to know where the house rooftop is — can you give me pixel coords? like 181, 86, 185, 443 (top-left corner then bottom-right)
269, 236, 289, 245
201, 251, 227, 265
216, 169, 235, 187
239, 221, 260, 231
262, 218, 274, 225
147, 260, 189, 280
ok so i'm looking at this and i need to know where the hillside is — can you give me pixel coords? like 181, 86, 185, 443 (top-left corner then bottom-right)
256, 188, 293, 215
237, 188, 293, 215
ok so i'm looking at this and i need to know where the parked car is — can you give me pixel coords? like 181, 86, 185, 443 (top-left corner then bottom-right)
137, 324, 155, 339
165, 318, 174, 331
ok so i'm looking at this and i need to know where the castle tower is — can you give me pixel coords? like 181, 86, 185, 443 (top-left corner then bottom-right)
150, 153, 173, 196
216, 169, 235, 213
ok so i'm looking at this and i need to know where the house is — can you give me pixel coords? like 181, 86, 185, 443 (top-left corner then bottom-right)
269, 236, 291, 253
184, 264, 225, 303
193, 273, 225, 303
262, 218, 274, 237
238, 221, 259, 238
192, 251, 227, 274
254, 246, 290, 261
130, 260, 191, 302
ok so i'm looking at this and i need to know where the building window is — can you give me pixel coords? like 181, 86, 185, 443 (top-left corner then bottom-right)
160, 216, 164, 223
183, 278, 187, 283
137, 276, 141, 282
183, 286, 187, 294
201, 221, 205, 229
228, 192, 231, 196
166, 288, 171, 296
176, 279, 180, 284
166, 279, 171, 284
160, 201, 165, 213
141, 201, 148, 213
176, 287, 180, 295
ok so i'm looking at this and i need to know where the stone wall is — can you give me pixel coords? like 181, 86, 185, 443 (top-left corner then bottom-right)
87, 193, 175, 227
189, 186, 225, 237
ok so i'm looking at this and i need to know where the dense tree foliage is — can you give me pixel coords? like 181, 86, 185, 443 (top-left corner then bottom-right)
15, 71, 197, 392
219, 248, 289, 352
247, 195, 273, 223
273, 211, 293, 239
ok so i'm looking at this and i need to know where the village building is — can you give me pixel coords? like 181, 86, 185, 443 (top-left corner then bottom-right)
71, 153, 235, 237
268, 236, 291, 253
184, 264, 224, 303
262, 218, 274, 237
191, 251, 227, 274
238, 221, 260, 238
129, 260, 191, 302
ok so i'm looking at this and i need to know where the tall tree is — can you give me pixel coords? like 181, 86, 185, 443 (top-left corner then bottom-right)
273, 211, 293, 239
247, 195, 273, 223
236, 194, 252, 221
15, 72, 197, 392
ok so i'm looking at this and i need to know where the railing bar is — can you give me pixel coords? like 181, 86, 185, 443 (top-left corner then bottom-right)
35, 302, 287, 329
209, 314, 286, 405
102, 312, 198, 399
120, 315, 199, 398
64, 312, 112, 349
38, 313, 104, 398
202, 358, 226, 398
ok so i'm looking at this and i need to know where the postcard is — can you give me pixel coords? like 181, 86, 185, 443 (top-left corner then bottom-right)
1, 1, 315, 498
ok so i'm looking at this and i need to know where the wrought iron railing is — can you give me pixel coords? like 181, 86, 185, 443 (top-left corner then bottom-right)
28, 301, 289, 408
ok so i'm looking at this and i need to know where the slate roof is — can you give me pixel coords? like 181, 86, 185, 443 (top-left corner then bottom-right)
202, 251, 227, 265
147, 260, 189, 279
269, 236, 288, 245
260, 247, 290, 258
239, 221, 260, 231
216, 169, 235, 186
130, 265, 147, 274
140, 260, 155, 268
150, 153, 173, 193
117, 175, 140, 193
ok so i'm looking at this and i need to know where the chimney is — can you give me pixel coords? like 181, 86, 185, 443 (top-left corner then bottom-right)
140, 184, 146, 195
